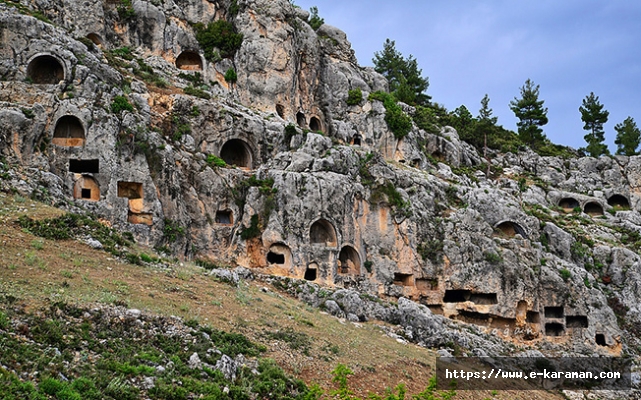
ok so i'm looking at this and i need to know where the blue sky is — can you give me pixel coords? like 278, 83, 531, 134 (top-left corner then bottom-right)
294, 0, 641, 151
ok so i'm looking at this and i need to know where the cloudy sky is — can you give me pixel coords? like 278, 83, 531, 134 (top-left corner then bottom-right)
294, 0, 641, 151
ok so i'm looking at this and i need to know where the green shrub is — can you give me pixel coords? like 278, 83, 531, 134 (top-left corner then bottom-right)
418, 239, 443, 264
364, 260, 373, 273
224, 67, 237, 84
484, 251, 502, 264
308, 6, 324, 30
346, 88, 363, 106
193, 20, 243, 60
117, 0, 136, 20
110, 96, 134, 114
240, 214, 261, 240
560, 268, 572, 281
369, 91, 412, 139
284, 124, 298, 148
206, 154, 226, 168
163, 219, 185, 243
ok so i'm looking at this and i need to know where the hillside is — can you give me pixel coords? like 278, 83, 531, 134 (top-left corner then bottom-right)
0, 0, 640, 398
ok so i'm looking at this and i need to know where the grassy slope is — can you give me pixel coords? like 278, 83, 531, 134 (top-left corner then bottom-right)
0, 192, 563, 399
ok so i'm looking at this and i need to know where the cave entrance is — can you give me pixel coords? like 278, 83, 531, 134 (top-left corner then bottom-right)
304, 264, 317, 281
309, 116, 321, 132
583, 201, 604, 216
87, 33, 103, 47
276, 104, 285, 119
215, 210, 233, 225
443, 290, 470, 303
53, 116, 85, 147
310, 218, 337, 246
565, 315, 588, 328
220, 139, 252, 169
559, 197, 580, 212
338, 245, 361, 275
352, 134, 362, 146
607, 194, 630, 210
266, 244, 291, 267
494, 221, 528, 239
27, 55, 64, 84
296, 112, 306, 128
175, 51, 203, 70
73, 176, 100, 201
545, 322, 565, 336
526, 311, 540, 323
544, 306, 564, 319
69, 159, 99, 173
393, 273, 413, 286
595, 333, 606, 346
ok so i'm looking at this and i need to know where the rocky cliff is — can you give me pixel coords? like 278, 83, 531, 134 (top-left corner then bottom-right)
1, 0, 641, 374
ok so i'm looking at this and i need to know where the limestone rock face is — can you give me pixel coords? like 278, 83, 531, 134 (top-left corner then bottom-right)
1, 0, 640, 363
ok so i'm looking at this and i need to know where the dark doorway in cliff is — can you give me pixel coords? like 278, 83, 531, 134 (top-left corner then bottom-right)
526, 311, 540, 323
175, 51, 203, 70
469, 293, 498, 305
566, 315, 588, 328
310, 219, 337, 246
53, 116, 85, 147
69, 159, 99, 174
267, 244, 291, 267
352, 134, 362, 146
607, 194, 630, 209
411, 158, 421, 167
296, 112, 306, 128
87, 33, 103, 47
220, 139, 252, 169
304, 264, 317, 281
584, 201, 604, 216
309, 116, 321, 132
267, 252, 285, 264
27, 55, 64, 84
545, 323, 564, 336
215, 210, 233, 225
595, 333, 606, 346
338, 246, 361, 275
494, 221, 527, 239
74, 176, 100, 201
544, 306, 564, 318
276, 104, 285, 119
443, 290, 470, 303
559, 197, 579, 212
393, 273, 413, 286
117, 181, 143, 199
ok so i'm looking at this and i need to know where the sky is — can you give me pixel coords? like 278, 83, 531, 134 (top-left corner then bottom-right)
294, 0, 641, 151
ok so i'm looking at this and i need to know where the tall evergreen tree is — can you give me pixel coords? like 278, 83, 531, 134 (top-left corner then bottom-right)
373, 39, 430, 106
477, 94, 497, 164
614, 116, 641, 156
579, 92, 609, 157
509, 79, 548, 148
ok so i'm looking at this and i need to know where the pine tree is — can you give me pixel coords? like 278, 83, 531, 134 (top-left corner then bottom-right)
477, 94, 497, 166
373, 39, 430, 106
614, 117, 641, 156
509, 79, 548, 148
580, 92, 609, 157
